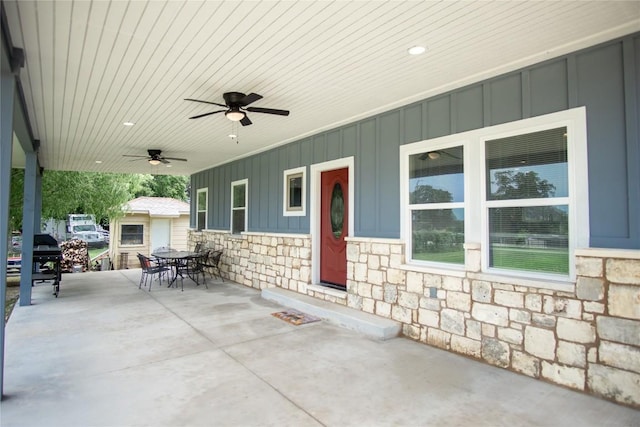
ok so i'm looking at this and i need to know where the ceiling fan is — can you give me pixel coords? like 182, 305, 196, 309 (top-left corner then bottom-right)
122, 149, 187, 166
184, 92, 289, 126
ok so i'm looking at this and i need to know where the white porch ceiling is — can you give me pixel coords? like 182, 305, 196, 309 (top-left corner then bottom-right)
4, 0, 639, 176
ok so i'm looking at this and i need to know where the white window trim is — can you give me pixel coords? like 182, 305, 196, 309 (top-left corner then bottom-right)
283, 166, 306, 217
196, 188, 208, 230
400, 107, 589, 284
231, 179, 248, 234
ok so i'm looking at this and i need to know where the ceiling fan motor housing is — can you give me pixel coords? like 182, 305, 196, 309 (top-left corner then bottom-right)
223, 92, 248, 106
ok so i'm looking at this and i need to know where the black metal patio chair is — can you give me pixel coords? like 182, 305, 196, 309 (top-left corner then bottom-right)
201, 249, 224, 282
137, 253, 170, 291
186, 250, 210, 288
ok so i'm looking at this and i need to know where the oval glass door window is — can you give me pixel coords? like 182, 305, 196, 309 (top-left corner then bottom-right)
330, 183, 344, 238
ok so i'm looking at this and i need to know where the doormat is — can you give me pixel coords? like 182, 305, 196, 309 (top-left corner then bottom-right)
272, 309, 321, 326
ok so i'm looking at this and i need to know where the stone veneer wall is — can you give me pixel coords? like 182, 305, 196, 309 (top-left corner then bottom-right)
189, 230, 312, 292
190, 229, 639, 407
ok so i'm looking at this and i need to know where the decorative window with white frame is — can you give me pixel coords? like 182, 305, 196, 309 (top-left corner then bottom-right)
401, 107, 588, 282
231, 179, 248, 234
283, 167, 306, 216
196, 188, 208, 231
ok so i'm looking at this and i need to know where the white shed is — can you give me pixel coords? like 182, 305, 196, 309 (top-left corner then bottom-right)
109, 197, 190, 269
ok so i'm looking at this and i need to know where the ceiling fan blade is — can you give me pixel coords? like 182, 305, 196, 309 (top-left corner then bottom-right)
164, 157, 188, 162
240, 92, 262, 106
189, 110, 226, 119
246, 106, 289, 116
160, 158, 171, 164
127, 158, 147, 162
441, 150, 461, 160
184, 98, 227, 108
122, 154, 148, 158
240, 115, 252, 126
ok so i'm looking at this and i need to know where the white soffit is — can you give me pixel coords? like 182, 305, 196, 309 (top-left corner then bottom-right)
2, 0, 638, 176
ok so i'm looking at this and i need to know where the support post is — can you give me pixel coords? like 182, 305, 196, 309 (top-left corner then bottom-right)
19, 150, 37, 305
0, 55, 17, 402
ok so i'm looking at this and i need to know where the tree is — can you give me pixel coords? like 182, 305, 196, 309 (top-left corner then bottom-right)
410, 184, 453, 204
10, 170, 145, 230
9, 169, 24, 231
135, 175, 189, 201
39, 171, 148, 222
10, 170, 190, 231
492, 170, 555, 199
409, 184, 463, 253
490, 170, 566, 235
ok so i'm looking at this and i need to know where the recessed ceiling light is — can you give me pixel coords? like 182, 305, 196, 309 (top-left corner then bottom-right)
123, 122, 135, 126
408, 46, 426, 55
95, 160, 102, 164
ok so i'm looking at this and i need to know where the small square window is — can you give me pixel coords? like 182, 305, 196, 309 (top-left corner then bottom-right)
283, 167, 306, 216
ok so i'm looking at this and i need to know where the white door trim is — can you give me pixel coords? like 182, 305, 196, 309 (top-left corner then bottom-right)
310, 156, 355, 285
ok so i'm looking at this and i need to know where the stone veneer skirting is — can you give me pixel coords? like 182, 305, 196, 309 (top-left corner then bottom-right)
190, 229, 640, 407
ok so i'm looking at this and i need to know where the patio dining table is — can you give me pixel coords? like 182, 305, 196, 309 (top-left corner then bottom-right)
151, 250, 200, 291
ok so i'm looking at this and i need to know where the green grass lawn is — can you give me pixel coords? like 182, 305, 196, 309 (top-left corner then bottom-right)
491, 246, 568, 274
413, 250, 464, 264
413, 246, 568, 274
88, 248, 108, 260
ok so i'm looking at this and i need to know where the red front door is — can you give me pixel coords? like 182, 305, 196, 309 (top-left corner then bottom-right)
320, 168, 348, 287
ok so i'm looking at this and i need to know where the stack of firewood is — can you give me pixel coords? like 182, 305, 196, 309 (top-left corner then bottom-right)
61, 239, 89, 272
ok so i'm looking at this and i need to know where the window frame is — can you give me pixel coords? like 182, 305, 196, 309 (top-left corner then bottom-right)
283, 166, 306, 216
196, 188, 208, 231
400, 107, 588, 283
231, 179, 248, 234
120, 224, 144, 246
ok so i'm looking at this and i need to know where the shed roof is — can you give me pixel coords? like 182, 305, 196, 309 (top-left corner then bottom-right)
124, 197, 190, 218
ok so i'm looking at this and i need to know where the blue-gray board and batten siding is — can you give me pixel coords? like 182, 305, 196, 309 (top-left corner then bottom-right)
191, 32, 640, 250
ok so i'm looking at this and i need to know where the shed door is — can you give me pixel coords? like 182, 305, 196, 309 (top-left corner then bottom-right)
320, 168, 348, 287
150, 218, 171, 251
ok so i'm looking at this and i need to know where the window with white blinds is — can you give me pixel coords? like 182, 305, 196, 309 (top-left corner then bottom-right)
485, 127, 569, 274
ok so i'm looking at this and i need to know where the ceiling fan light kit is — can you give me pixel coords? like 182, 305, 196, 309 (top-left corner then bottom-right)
225, 109, 246, 121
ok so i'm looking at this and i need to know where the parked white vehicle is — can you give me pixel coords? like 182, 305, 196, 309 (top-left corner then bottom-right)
66, 214, 107, 248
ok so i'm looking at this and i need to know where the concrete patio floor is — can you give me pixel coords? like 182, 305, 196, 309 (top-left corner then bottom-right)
1, 269, 638, 427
